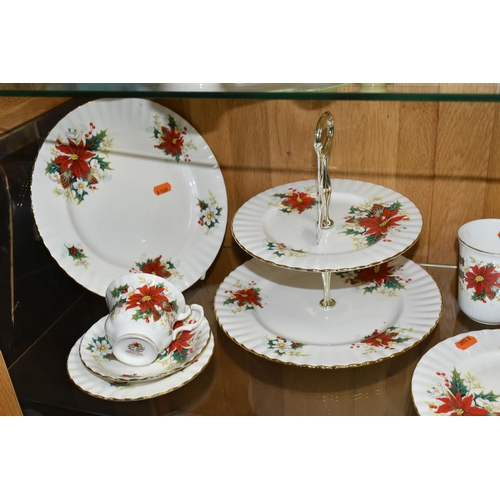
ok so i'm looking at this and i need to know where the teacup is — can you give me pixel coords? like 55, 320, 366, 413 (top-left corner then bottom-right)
458, 219, 500, 325
104, 273, 204, 366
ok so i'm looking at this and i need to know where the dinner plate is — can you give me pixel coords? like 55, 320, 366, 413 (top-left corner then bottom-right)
67, 331, 215, 401
232, 178, 422, 272
79, 314, 210, 383
411, 329, 500, 416
214, 256, 441, 368
31, 98, 227, 295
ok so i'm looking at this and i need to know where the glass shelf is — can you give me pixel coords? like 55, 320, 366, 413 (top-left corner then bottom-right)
2, 83, 500, 101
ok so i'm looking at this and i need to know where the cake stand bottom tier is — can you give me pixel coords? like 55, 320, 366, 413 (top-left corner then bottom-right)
214, 256, 442, 368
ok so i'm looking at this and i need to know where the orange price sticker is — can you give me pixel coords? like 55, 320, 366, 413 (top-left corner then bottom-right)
455, 335, 477, 350
154, 182, 172, 196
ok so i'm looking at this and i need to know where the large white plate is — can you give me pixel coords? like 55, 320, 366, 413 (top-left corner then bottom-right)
31, 98, 227, 295
214, 257, 442, 368
412, 329, 500, 416
79, 315, 210, 383
67, 329, 215, 401
232, 179, 422, 272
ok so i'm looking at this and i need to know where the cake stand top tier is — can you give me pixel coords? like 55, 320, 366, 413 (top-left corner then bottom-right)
232, 178, 422, 273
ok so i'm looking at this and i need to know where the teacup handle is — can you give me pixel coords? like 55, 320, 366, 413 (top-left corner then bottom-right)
172, 304, 204, 336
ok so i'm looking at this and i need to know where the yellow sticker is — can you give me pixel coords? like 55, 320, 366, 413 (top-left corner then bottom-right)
455, 335, 477, 350
154, 182, 172, 196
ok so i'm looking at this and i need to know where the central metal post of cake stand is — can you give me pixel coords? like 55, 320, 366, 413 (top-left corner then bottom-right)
314, 111, 336, 309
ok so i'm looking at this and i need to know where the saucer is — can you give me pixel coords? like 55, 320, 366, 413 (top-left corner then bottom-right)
68, 332, 215, 401
79, 314, 210, 382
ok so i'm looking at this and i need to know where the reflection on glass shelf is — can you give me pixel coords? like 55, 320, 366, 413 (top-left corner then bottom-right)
2, 83, 500, 101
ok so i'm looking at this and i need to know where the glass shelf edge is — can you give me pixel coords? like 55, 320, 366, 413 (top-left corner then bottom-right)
3, 90, 500, 102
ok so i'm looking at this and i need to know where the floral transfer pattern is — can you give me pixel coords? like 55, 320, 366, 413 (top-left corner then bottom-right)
336, 261, 411, 296
197, 191, 223, 233
85, 335, 116, 366
152, 114, 196, 163
108, 282, 178, 323
83, 320, 202, 379
269, 186, 318, 214
266, 335, 309, 358
426, 368, 500, 416
350, 326, 413, 355
157, 322, 198, 364
341, 197, 409, 249
265, 239, 307, 258
65, 244, 89, 268
223, 280, 264, 314
45, 122, 113, 203
130, 255, 184, 282
458, 256, 500, 303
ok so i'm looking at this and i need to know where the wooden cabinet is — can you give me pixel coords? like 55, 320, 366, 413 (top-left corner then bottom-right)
1, 84, 499, 415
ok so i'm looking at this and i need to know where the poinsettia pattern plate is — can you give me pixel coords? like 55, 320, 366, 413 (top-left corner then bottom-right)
31, 98, 227, 295
214, 256, 442, 368
67, 329, 215, 401
232, 178, 422, 272
79, 315, 210, 382
411, 329, 500, 416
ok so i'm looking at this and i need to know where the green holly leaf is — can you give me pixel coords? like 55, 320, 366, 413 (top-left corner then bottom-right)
475, 390, 500, 403
88, 129, 108, 151
171, 349, 188, 364
342, 228, 363, 237
449, 367, 468, 398
365, 233, 383, 247
167, 115, 177, 129
94, 155, 111, 171
384, 277, 406, 290
45, 161, 60, 175
395, 336, 411, 343
388, 201, 402, 212
131, 310, 145, 321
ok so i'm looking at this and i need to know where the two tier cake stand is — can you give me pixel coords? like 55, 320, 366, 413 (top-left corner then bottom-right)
214, 112, 442, 368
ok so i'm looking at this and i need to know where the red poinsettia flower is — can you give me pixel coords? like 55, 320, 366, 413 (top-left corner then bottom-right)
168, 329, 196, 354
140, 256, 168, 277
283, 190, 316, 213
362, 329, 398, 349
54, 138, 96, 179
359, 207, 406, 238
435, 391, 489, 416
125, 284, 168, 315
232, 288, 263, 308
159, 126, 184, 157
357, 262, 394, 286
465, 264, 500, 296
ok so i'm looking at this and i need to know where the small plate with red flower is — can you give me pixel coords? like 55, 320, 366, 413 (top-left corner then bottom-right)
232, 178, 422, 272
31, 98, 227, 295
67, 327, 214, 402
412, 329, 500, 416
214, 256, 442, 368
79, 313, 210, 383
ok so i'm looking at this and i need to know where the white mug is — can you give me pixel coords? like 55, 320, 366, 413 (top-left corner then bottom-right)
458, 219, 500, 325
104, 273, 204, 366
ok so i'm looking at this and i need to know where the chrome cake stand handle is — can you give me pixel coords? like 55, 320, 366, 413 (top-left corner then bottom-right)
314, 112, 336, 308
314, 111, 334, 245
